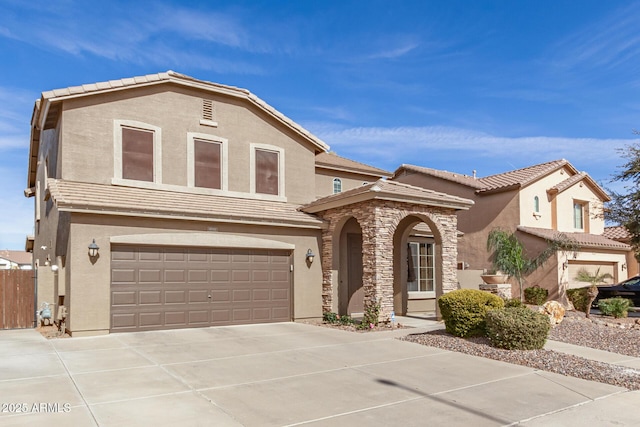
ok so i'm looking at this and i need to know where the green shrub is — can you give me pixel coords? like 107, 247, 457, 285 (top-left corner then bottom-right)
524, 286, 548, 305
323, 312, 339, 324
358, 299, 381, 329
485, 307, 550, 350
598, 297, 631, 318
567, 287, 590, 312
504, 298, 524, 308
338, 314, 354, 325
438, 289, 504, 337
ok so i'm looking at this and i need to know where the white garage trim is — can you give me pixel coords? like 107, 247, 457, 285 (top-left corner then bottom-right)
110, 233, 295, 250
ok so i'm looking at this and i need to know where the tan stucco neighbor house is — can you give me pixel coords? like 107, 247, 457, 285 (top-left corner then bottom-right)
393, 160, 635, 300
25, 71, 472, 336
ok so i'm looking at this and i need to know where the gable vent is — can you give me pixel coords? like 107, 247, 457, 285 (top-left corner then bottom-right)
202, 99, 214, 121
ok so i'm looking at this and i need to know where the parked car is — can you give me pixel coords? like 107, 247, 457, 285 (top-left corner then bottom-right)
593, 275, 640, 308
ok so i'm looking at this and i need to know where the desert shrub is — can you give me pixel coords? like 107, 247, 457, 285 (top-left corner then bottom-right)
504, 298, 524, 308
524, 286, 548, 305
323, 312, 339, 324
438, 289, 504, 338
567, 287, 590, 312
338, 314, 354, 325
358, 299, 381, 329
485, 307, 550, 350
598, 297, 631, 318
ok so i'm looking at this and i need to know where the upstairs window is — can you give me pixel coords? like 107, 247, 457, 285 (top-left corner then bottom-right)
114, 120, 162, 183
333, 178, 342, 194
255, 149, 280, 195
194, 139, 221, 189
534, 196, 540, 213
573, 202, 584, 229
122, 127, 154, 181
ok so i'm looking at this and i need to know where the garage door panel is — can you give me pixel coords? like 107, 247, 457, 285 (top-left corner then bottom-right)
164, 312, 186, 325
189, 311, 209, 324
189, 270, 209, 282
139, 312, 162, 327
210, 270, 229, 282
112, 291, 137, 306
233, 289, 251, 302
139, 269, 162, 283
111, 245, 291, 332
188, 290, 209, 303
139, 291, 161, 305
112, 269, 136, 283
164, 269, 186, 283
165, 290, 186, 304
139, 249, 162, 261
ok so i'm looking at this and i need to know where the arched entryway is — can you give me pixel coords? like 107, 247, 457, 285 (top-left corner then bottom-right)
393, 215, 444, 316
303, 179, 473, 322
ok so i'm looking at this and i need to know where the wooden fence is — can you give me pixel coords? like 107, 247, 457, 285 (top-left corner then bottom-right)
0, 269, 35, 329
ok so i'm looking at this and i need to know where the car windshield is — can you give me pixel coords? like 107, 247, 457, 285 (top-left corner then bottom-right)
621, 276, 640, 289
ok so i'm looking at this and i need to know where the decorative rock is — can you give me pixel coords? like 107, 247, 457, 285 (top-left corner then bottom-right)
539, 301, 566, 325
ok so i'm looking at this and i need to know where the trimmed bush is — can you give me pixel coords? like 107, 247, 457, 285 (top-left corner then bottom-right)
438, 289, 504, 338
598, 297, 631, 318
323, 312, 339, 323
485, 307, 551, 350
567, 287, 590, 312
504, 298, 524, 308
524, 286, 548, 305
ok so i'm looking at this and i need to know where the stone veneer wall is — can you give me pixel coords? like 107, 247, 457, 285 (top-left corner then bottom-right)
318, 199, 459, 322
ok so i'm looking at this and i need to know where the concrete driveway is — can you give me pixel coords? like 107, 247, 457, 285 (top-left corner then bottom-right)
0, 323, 637, 426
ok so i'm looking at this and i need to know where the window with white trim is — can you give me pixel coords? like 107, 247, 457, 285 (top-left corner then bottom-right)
333, 178, 342, 194
187, 133, 228, 190
408, 241, 435, 295
114, 120, 162, 183
250, 144, 285, 197
534, 196, 539, 213
573, 202, 584, 229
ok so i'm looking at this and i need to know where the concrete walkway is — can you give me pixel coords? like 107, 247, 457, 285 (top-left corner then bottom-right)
0, 321, 638, 426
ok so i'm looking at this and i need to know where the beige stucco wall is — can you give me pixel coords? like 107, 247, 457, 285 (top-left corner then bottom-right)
64, 213, 323, 336
518, 168, 567, 229
59, 85, 319, 205
315, 169, 377, 199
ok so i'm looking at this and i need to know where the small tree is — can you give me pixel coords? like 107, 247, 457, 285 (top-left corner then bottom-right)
606, 136, 640, 256
487, 228, 579, 301
574, 267, 613, 318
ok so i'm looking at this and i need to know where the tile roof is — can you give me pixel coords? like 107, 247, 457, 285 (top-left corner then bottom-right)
302, 178, 474, 213
0, 250, 32, 265
517, 226, 631, 251
315, 152, 392, 177
603, 226, 631, 241
47, 179, 325, 229
396, 160, 573, 193
548, 172, 610, 201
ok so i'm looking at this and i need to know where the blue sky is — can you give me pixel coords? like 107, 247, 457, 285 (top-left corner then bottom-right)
1, 0, 639, 249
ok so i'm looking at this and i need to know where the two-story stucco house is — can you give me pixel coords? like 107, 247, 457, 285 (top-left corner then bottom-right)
393, 160, 636, 300
25, 71, 472, 336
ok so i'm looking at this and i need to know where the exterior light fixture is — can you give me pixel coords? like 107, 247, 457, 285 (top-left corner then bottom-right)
306, 249, 315, 264
88, 239, 100, 258
51, 265, 59, 272
562, 260, 569, 270
622, 263, 627, 271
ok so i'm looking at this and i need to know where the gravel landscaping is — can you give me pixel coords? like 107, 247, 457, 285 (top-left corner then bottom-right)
401, 310, 640, 391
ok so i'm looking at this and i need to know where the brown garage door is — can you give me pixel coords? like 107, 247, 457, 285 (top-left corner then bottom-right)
110, 245, 291, 332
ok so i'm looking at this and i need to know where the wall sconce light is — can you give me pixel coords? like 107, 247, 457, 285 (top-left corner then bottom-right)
562, 260, 569, 270
622, 263, 627, 271
88, 239, 100, 258
51, 265, 59, 272
306, 249, 315, 264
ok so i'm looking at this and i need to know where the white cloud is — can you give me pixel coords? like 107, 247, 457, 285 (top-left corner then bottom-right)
310, 123, 636, 183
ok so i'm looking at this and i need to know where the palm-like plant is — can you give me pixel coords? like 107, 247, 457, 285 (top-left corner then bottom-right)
487, 228, 579, 301
574, 267, 613, 318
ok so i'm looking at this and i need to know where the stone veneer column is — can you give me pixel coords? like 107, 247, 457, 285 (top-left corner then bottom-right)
315, 200, 460, 322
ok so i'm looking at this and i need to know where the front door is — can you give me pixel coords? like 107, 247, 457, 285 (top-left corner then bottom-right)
347, 233, 364, 314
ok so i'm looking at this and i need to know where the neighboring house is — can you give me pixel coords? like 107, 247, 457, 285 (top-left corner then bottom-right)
603, 226, 639, 277
25, 71, 472, 336
393, 160, 634, 299
0, 250, 32, 270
